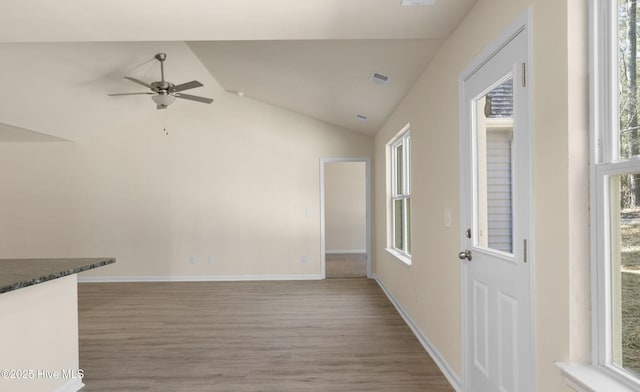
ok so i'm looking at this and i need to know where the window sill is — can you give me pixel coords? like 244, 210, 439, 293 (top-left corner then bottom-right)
556, 362, 638, 392
385, 248, 412, 266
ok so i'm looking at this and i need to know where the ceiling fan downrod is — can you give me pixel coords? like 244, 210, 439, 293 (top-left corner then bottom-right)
155, 53, 167, 83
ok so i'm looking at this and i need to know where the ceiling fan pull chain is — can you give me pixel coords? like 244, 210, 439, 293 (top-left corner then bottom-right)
162, 110, 169, 136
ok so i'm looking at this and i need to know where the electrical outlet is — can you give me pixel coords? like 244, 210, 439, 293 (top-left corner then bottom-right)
189, 256, 197, 264
207, 256, 214, 265
300, 255, 309, 263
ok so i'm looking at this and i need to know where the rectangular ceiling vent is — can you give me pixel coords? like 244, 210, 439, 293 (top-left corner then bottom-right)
369, 72, 390, 86
356, 114, 368, 121
400, 0, 436, 5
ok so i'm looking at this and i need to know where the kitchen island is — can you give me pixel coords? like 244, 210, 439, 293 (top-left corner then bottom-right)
0, 258, 114, 392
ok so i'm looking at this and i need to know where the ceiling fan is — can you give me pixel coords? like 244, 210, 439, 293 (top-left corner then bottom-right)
109, 53, 214, 110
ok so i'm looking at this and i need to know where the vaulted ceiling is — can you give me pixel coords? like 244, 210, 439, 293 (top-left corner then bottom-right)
0, 0, 477, 135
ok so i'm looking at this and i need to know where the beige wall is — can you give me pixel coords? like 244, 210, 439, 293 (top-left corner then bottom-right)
0, 42, 373, 278
373, 0, 588, 391
324, 161, 366, 253
0, 142, 74, 259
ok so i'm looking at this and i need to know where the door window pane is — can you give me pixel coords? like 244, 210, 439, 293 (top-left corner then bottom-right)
475, 77, 514, 254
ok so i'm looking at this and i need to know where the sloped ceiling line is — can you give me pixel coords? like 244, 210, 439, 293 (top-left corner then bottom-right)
0, 0, 478, 136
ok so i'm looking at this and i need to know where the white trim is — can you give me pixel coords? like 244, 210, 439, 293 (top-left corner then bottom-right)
319, 157, 373, 279
53, 378, 85, 392
388, 122, 412, 146
588, 0, 601, 374
459, 14, 527, 82
373, 274, 462, 391
78, 274, 323, 283
325, 250, 367, 254
557, 363, 637, 392
389, 128, 412, 258
384, 247, 412, 267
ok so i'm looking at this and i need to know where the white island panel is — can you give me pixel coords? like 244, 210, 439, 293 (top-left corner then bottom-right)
0, 274, 83, 392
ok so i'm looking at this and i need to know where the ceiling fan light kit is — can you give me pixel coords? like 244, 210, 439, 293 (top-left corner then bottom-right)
151, 93, 176, 108
108, 53, 214, 110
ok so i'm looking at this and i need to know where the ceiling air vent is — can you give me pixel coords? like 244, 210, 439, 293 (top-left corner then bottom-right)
400, 0, 436, 5
369, 72, 390, 86
356, 114, 368, 121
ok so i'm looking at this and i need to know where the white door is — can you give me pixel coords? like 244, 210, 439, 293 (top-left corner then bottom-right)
459, 22, 533, 392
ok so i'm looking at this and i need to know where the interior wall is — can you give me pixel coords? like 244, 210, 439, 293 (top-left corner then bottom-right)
324, 161, 366, 253
0, 42, 373, 278
0, 142, 75, 258
372, 0, 588, 391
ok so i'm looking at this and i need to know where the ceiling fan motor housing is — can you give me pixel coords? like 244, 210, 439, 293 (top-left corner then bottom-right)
151, 81, 174, 93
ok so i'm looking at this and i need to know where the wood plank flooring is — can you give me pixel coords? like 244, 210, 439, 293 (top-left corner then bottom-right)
325, 253, 367, 278
78, 279, 454, 391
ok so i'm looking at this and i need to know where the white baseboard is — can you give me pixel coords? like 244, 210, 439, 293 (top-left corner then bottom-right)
325, 250, 367, 254
372, 274, 462, 392
54, 378, 84, 392
78, 274, 323, 283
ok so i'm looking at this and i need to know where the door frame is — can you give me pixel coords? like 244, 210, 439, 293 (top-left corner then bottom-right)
320, 157, 372, 279
458, 9, 535, 391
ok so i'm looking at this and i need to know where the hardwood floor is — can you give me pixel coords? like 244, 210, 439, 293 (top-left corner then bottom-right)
78, 279, 454, 391
325, 253, 367, 278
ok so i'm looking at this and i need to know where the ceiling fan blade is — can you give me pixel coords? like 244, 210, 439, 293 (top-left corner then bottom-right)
108, 92, 154, 96
172, 80, 203, 92
174, 93, 213, 104
124, 76, 153, 89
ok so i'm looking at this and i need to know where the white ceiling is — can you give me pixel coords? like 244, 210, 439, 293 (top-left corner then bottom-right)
0, 0, 477, 135
188, 40, 443, 133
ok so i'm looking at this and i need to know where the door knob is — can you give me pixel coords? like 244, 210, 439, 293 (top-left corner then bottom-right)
458, 250, 472, 261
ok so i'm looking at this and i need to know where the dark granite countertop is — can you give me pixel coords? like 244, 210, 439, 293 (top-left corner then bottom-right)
0, 258, 115, 294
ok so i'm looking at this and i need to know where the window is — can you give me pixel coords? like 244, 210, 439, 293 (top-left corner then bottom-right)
592, 0, 640, 387
389, 128, 411, 262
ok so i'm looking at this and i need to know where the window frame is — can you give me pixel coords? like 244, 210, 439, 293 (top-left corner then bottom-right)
591, 0, 640, 388
388, 127, 412, 264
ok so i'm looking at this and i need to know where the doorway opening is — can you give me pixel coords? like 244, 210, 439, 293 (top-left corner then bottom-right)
320, 158, 371, 279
